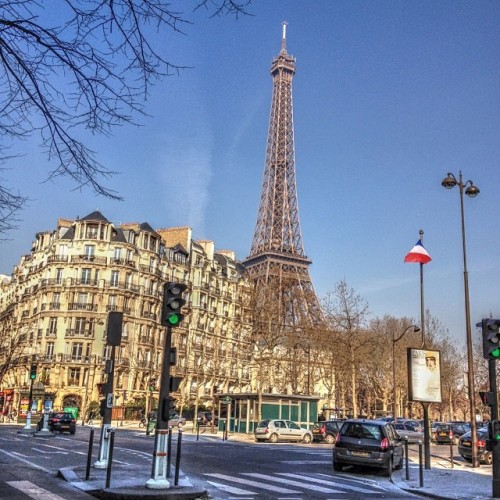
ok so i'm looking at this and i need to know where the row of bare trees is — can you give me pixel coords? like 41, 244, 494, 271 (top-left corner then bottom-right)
251, 278, 492, 422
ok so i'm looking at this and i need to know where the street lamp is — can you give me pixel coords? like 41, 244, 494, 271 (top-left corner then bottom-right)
393, 325, 421, 420
441, 170, 480, 467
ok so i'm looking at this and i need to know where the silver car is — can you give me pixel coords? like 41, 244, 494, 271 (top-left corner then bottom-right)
254, 419, 313, 443
393, 422, 423, 443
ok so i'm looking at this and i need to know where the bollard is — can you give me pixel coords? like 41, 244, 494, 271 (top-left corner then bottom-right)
449, 435, 454, 468
105, 429, 115, 489
196, 419, 200, 441
419, 441, 424, 487
174, 427, 183, 486
85, 428, 95, 481
166, 426, 173, 478
404, 439, 410, 480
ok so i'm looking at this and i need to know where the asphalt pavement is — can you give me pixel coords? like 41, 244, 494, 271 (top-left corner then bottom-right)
7, 420, 500, 499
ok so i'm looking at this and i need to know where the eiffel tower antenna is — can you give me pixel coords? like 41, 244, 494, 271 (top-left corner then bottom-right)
244, 24, 322, 330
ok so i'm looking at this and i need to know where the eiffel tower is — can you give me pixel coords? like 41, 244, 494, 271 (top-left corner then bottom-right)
243, 23, 322, 340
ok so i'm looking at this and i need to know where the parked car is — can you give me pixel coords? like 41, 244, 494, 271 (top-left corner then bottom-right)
312, 419, 344, 444
431, 421, 446, 442
333, 419, 404, 476
197, 411, 218, 426
398, 419, 423, 433
148, 411, 186, 429
434, 423, 469, 445
48, 412, 76, 434
458, 427, 492, 465
393, 423, 423, 443
254, 419, 313, 443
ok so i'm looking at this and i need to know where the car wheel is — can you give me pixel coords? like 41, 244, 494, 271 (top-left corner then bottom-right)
395, 456, 404, 470
453, 437, 459, 446
484, 452, 493, 465
325, 434, 335, 445
302, 434, 312, 444
333, 460, 343, 472
269, 433, 278, 443
70, 430, 76, 435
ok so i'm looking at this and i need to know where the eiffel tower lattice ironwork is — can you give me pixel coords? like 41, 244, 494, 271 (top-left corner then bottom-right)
243, 23, 322, 331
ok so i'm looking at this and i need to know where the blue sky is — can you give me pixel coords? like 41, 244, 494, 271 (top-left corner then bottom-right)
1, 1, 500, 348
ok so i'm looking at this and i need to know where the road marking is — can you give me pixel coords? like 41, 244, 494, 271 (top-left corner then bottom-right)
207, 480, 255, 495
242, 473, 341, 494
31, 447, 69, 455
0, 450, 51, 473
6, 480, 66, 499
277, 472, 384, 493
206, 473, 299, 494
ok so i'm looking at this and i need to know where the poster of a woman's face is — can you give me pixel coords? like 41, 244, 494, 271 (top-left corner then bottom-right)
408, 349, 442, 403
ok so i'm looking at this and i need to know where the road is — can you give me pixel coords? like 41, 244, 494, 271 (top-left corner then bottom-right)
0, 423, 468, 499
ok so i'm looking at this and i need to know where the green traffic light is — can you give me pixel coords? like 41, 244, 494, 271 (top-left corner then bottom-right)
168, 313, 180, 326
492, 347, 500, 359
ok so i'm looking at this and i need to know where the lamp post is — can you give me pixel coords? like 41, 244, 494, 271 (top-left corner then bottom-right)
441, 170, 480, 467
392, 325, 421, 420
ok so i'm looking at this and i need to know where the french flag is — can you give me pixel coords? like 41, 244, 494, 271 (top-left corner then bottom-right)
404, 240, 432, 264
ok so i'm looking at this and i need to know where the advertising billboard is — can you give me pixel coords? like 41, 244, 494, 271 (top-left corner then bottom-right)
407, 348, 442, 403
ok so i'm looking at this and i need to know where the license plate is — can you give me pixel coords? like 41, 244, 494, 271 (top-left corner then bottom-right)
351, 451, 370, 457
312, 430, 321, 434
463, 442, 471, 447
439, 432, 447, 436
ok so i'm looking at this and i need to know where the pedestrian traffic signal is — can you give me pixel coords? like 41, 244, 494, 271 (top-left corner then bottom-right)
149, 378, 156, 392
479, 391, 495, 406
99, 398, 106, 417
161, 282, 187, 327
492, 420, 500, 441
29, 364, 37, 380
481, 319, 500, 360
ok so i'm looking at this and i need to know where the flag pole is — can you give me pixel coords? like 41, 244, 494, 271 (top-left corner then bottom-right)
420, 229, 425, 349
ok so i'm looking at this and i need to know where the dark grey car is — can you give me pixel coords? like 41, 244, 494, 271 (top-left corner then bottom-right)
333, 419, 404, 476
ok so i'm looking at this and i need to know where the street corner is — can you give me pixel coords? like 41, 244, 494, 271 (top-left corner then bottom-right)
92, 485, 208, 499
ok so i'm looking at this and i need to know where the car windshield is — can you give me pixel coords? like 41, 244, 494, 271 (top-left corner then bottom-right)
343, 422, 382, 440
257, 420, 270, 427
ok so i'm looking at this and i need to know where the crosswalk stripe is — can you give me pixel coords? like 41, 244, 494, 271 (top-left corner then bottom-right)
276, 472, 384, 494
206, 473, 299, 494
6, 480, 66, 500
242, 473, 341, 494
207, 480, 255, 495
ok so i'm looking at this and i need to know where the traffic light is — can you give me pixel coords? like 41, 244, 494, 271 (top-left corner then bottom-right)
492, 420, 500, 442
479, 391, 495, 406
99, 398, 106, 417
161, 282, 187, 327
149, 378, 156, 392
481, 318, 500, 360
29, 364, 37, 380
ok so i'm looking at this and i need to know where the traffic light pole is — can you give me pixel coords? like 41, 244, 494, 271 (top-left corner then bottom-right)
146, 325, 173, 489
23, 377, 35, 430
94, 344, 116, 469
489, 359, 500, 498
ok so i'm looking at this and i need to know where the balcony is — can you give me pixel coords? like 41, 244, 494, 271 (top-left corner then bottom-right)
106, 305, 119, 312
65, 329, 94, 339
48, 255, 69, 263
71, 255, 107, 265
68, 303, 98, 311
110, 257, 137, 270
141, 311, 157, 321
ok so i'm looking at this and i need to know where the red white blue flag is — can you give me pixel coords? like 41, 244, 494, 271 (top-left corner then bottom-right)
404, 239, 432, 264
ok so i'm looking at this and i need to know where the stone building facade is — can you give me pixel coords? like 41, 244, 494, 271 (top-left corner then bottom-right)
0, 211, 253, 418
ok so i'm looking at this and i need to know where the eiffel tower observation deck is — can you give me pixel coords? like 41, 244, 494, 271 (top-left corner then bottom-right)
244, 23, 322, 336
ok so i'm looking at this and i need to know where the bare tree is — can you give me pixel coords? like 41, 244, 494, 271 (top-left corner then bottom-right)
0, 0, 252, 233
322, 280, 371, 418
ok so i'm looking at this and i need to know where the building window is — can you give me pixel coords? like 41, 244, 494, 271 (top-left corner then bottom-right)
72, 342, 83, 360
68, 367, 81, 386
85, 224, 99, 239
46, 342, 55, 359
49, 317, 58, 334
110, 270, 119, 287
114, 247, 122, 260
75, 318, 86, 334
84, 245, 95, 258
81, 268, 91, 285
56, 268, 63, 284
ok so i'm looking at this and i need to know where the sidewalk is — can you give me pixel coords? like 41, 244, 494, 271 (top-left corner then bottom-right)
392, 452, 493, 499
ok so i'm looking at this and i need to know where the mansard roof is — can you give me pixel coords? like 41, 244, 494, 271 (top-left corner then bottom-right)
139, 222, 156, 233
79, 211, 110, 223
